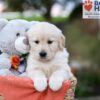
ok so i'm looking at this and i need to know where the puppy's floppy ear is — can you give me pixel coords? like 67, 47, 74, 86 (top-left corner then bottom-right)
58, 33, 65, 51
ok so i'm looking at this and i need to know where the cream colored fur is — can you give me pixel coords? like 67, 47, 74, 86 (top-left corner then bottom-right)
26, 22, 73, 92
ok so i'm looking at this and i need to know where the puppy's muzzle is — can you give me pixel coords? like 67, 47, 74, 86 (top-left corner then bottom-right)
39, 51, 47, 58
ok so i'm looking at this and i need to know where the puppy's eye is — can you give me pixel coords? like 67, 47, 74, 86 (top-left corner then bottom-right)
34, 40, 39, 44
48, 40, 53, 44
16, 33, 20, 37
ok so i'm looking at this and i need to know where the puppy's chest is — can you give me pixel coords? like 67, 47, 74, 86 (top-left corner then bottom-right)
39, 62, 59, 78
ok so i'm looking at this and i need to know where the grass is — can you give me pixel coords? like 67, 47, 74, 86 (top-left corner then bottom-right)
75, 68, 100, 97
64, 19, 100, 62
8, 16, 68, 23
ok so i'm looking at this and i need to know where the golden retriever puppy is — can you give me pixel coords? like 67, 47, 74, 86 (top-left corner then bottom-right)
26, 22, 73, 92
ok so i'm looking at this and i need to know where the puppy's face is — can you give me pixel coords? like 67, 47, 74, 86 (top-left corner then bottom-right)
27, 22, 65, 62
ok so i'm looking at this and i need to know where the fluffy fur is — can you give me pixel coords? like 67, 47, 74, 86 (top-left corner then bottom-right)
26, 22, 73, 92
0, 19, 37, 76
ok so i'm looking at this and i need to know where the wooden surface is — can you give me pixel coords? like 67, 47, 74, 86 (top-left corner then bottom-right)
64, 77, 77, 100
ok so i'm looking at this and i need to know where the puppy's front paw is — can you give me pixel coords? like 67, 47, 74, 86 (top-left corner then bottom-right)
49, 77, 63, 91
34, 78, 47, 92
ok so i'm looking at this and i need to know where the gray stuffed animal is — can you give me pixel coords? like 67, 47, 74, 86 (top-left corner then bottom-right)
0, 19, 38, 76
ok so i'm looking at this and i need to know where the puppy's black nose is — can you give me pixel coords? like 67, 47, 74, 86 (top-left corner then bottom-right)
39, 51, 47, 58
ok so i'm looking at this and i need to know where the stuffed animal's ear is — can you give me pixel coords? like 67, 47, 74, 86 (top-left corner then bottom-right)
0, 19, 8, 31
